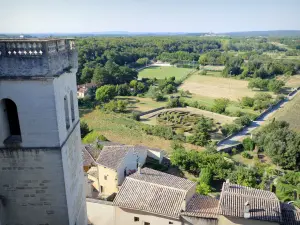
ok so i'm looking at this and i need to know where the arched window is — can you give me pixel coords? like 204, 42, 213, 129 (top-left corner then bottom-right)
1, 99, 22, 143
64, 96, 70, 130
70, 91, 75, 122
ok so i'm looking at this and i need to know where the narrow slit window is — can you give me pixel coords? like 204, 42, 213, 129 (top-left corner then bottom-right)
70, 91, 75, 122
2, 99, 22, 143
64, 96, 70, 130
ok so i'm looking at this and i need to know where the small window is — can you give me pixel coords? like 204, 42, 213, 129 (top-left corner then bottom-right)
134, 217, 139, 222
104, 175, 107, 180
1, 99, 22, 143
144, 222, 150, 225
70, 91, 75, 122
64, 96, 70, 130
100, 186, 104, 193
169, 222, 173, 224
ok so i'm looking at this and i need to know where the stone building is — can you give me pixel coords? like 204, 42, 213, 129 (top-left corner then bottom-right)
87, 168, 300, 225
0, 39, 87, 225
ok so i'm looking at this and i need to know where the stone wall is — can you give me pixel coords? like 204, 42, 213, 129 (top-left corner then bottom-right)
0, 148, 69, 225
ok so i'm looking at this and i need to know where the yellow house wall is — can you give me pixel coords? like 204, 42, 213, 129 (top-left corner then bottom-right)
98, 165, 119, 196
115, 207, 181, 225
218, 216, 279, 225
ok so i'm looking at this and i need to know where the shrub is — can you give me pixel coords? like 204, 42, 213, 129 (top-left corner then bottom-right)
82, 131, 108, 144
243, 137, 255, 151
241, 151, 253, 159
80, 121, 90, 138
234, 115, 252, 126
221, 123, 242, 136
241, 96, 255, 107
200, 70, 207, 75
131, 112, 141, 121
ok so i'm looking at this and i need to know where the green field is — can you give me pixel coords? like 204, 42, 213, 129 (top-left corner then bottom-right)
138, 66, 193, 80
115, 96, 166, 113
271, 93, 300, 132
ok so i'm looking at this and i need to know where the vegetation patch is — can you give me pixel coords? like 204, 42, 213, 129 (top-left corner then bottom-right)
138, 66, 193, 80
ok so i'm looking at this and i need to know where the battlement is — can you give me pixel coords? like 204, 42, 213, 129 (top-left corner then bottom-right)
0, 38, 77, 78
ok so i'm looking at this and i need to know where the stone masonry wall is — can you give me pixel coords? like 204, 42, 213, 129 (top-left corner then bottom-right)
0, 148, 69, 225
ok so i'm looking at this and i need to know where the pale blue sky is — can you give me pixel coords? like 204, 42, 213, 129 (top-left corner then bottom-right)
1, 0, 299, 33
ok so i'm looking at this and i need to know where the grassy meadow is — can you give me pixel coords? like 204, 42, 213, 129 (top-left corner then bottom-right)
138, 66, 193, 80
271, 93, 300, 132
180, 73, 273, 101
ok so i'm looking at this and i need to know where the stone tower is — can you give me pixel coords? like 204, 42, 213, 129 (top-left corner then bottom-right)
0, 39, 87, 225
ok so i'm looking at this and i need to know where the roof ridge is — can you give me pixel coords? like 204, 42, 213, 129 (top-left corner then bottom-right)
222, 190, 279, 201
84, 145, 97, 162
127, 176, 190, 193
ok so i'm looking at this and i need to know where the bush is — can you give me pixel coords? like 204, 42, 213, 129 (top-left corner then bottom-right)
234, 115, 252, 126
221, 123, 242, 136
243, 137, 255, 151
80, 121, 90, 138
104, 100, 128, 112
200, 70, 207, 75
83, 131, 108, 144
241, 151, 253, 159
131, 112, 141, 121
241, 96, 255, 107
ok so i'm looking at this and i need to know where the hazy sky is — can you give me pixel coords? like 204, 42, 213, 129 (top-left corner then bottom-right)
1, 0, 299, 33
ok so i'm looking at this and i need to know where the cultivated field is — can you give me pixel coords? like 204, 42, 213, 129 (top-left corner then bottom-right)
271, 92, 300, 132
138, 66, 193, 80
283, 75, 300, 88
180, 74, 271, 101
115, 96, 165, 113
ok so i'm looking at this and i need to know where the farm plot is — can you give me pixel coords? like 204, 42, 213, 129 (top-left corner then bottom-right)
271, 92, 300, 132
138, 66, 193, 80
180, 74, 271, 101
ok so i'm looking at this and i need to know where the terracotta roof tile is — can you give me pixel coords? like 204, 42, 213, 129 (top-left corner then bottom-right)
129, 168, 195, 191
182, 194, 219, 219
96, 146, 133, 170
218, 182, 281, 223
113, 168, 196, 219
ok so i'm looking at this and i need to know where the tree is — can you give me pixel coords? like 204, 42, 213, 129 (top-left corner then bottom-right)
95, 85, 116, 103
104, 100, 128, 112
136, 57, 149, 66
248, 78, 269, 90
199, 54, 208, 65
268, 79, 285, 93
81, 66, 94, 83
212, 98, 230, 114
147, 86, 165, 101
92, 66, 111, 86
80, 121, 90, 138
253, 121, 300, 170
228, 166, 258, 188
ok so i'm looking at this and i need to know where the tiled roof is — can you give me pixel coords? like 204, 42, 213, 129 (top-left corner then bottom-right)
114, 168, 196, 219
218, 182, 282, 223
281, 203, 300, 225
182, 194, 219, 219
82, 144, 101, 161
96, 146, 133, 171
82, 145, 96, 166
129, 168, 195, 191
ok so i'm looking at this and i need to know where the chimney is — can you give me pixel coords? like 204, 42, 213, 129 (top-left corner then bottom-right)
226, 179, 230, 184
244, 201, 250, 219
137, 163, 141, 175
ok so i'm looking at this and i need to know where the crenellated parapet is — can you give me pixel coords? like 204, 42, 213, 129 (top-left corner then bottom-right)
0, 38, 77, 78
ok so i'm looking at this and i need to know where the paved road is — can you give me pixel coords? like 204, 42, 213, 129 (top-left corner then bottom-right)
217, 90, 299, 151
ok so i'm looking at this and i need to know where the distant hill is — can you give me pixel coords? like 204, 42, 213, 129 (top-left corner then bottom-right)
220, 30, 300, 37
1, 30, 300, 38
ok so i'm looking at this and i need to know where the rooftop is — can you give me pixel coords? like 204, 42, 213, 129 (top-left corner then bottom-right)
81, 145, 97, 167
114, 168, 196, 219
218, 182, 282, 223
182, 194, 219, 219
129, 167, 195, 191
96, 145, 134, 171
